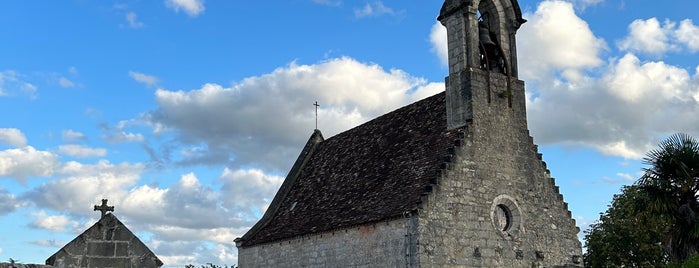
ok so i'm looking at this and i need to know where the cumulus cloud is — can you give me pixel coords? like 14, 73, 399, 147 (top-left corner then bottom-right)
219, 168, 284, 218
25, 160, 144, 216
0, 188, 23, 215
22, 161, 252, 266
487, 0, 699, 159
527, 51, 699, 159
676, 19, 699, 52
120, 173, 246, 229
354, 1, 400, 18
618, 18, 699, 56
0, 146, 59, 181
58, 145, 107, 158
61, 129, 87, 143
618, 18, 677, 56
144, 57, 442, 171
129, 71, 158, 87
429, 22, 448, 67
165, 0, 205, 17
518, 0, 606, 81
0, 128, 27, 147
30, 211, 80, 232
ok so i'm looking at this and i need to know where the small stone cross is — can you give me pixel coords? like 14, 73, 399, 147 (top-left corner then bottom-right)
94, 199, 114, 218
314, 101, 320, 130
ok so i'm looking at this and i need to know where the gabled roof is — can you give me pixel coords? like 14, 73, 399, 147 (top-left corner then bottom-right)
237, 92, 462, 247
46, 213, 163, 267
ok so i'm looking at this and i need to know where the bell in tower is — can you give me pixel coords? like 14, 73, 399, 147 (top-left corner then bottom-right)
477, 13, 505, 73
438, 0, 527, 130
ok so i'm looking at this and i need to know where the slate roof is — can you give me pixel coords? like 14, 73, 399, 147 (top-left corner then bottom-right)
237, 91, 463, 247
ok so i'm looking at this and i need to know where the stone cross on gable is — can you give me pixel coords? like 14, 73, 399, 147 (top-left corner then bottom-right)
314, 101, 320, 130
94, 199, 114, 218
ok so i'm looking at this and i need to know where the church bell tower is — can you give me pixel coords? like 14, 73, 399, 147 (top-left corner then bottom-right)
438, 0, 527, 130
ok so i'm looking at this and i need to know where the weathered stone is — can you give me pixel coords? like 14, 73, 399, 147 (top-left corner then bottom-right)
236, 0, 582, 267
46, 213, 163, 268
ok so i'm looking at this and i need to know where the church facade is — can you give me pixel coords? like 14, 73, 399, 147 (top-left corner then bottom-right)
235, 0, 583, 267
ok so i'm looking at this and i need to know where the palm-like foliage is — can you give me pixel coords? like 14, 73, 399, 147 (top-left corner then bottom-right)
638, 133, 699, 262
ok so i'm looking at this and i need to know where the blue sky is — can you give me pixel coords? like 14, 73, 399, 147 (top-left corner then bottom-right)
1, 0, 698, 266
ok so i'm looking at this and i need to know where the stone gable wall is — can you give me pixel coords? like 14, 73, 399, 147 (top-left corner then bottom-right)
47, 215, 161, 268
417, 70, 582, 267
237, 217, 416, 268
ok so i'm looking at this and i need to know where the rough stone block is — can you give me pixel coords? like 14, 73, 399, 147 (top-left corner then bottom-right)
87, 242, 115, 257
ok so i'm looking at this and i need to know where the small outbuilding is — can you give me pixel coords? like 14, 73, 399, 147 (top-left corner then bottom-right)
46, 199, 163, 268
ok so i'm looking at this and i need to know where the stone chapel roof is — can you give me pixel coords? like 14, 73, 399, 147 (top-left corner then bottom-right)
237, 91, 463, 247
46, 213, 163, 267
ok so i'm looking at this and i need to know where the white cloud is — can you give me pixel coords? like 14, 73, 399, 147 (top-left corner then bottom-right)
0, 188, 22, 215
0, 70, 38, 98
61, 129, 87, 143
0, 146, 59, 181
102, 120, 145, 144
604, 53, 691, 103
32, 239, 64, 247
129, 71, 158, 87
0, 128, 27, 147
618, 18, 677, 56
30, 211, 79, 232
103, 131, 144, 144
518, 0, 606, 81
121, 172, 250, 229
354, 1, 399, 18
676, 19, 699, 52
429, 22, 448, 67
616, 172, 635, 182
26, 160, 144, 216
526, 52, 699, 159
150, 240, 239, 267
617, 18, 699, 55
165, 0, 205, 17
58, 144, 107, 158
126, 12, 144, 28
219, 168, 284, 218
511, 1, 699, 159
145, 57, 442, 170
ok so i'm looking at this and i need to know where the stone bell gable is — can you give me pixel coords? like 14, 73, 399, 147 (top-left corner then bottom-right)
46, 201, 163, 268
236, 0, 582, 267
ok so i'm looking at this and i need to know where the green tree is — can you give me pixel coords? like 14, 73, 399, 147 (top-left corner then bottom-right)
584, 185, 668, 267
638, 133, 699, 262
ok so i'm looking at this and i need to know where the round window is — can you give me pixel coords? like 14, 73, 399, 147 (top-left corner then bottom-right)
491, 195, 522, 238
495, 204, 512, 231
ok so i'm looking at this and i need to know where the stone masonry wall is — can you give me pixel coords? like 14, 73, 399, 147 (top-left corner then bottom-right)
48, 214, 161, 268
417, 69, 582, 267
237, 217, 417, 268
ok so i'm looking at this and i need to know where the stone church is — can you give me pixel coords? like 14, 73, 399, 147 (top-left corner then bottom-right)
235, 0, 583, 267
